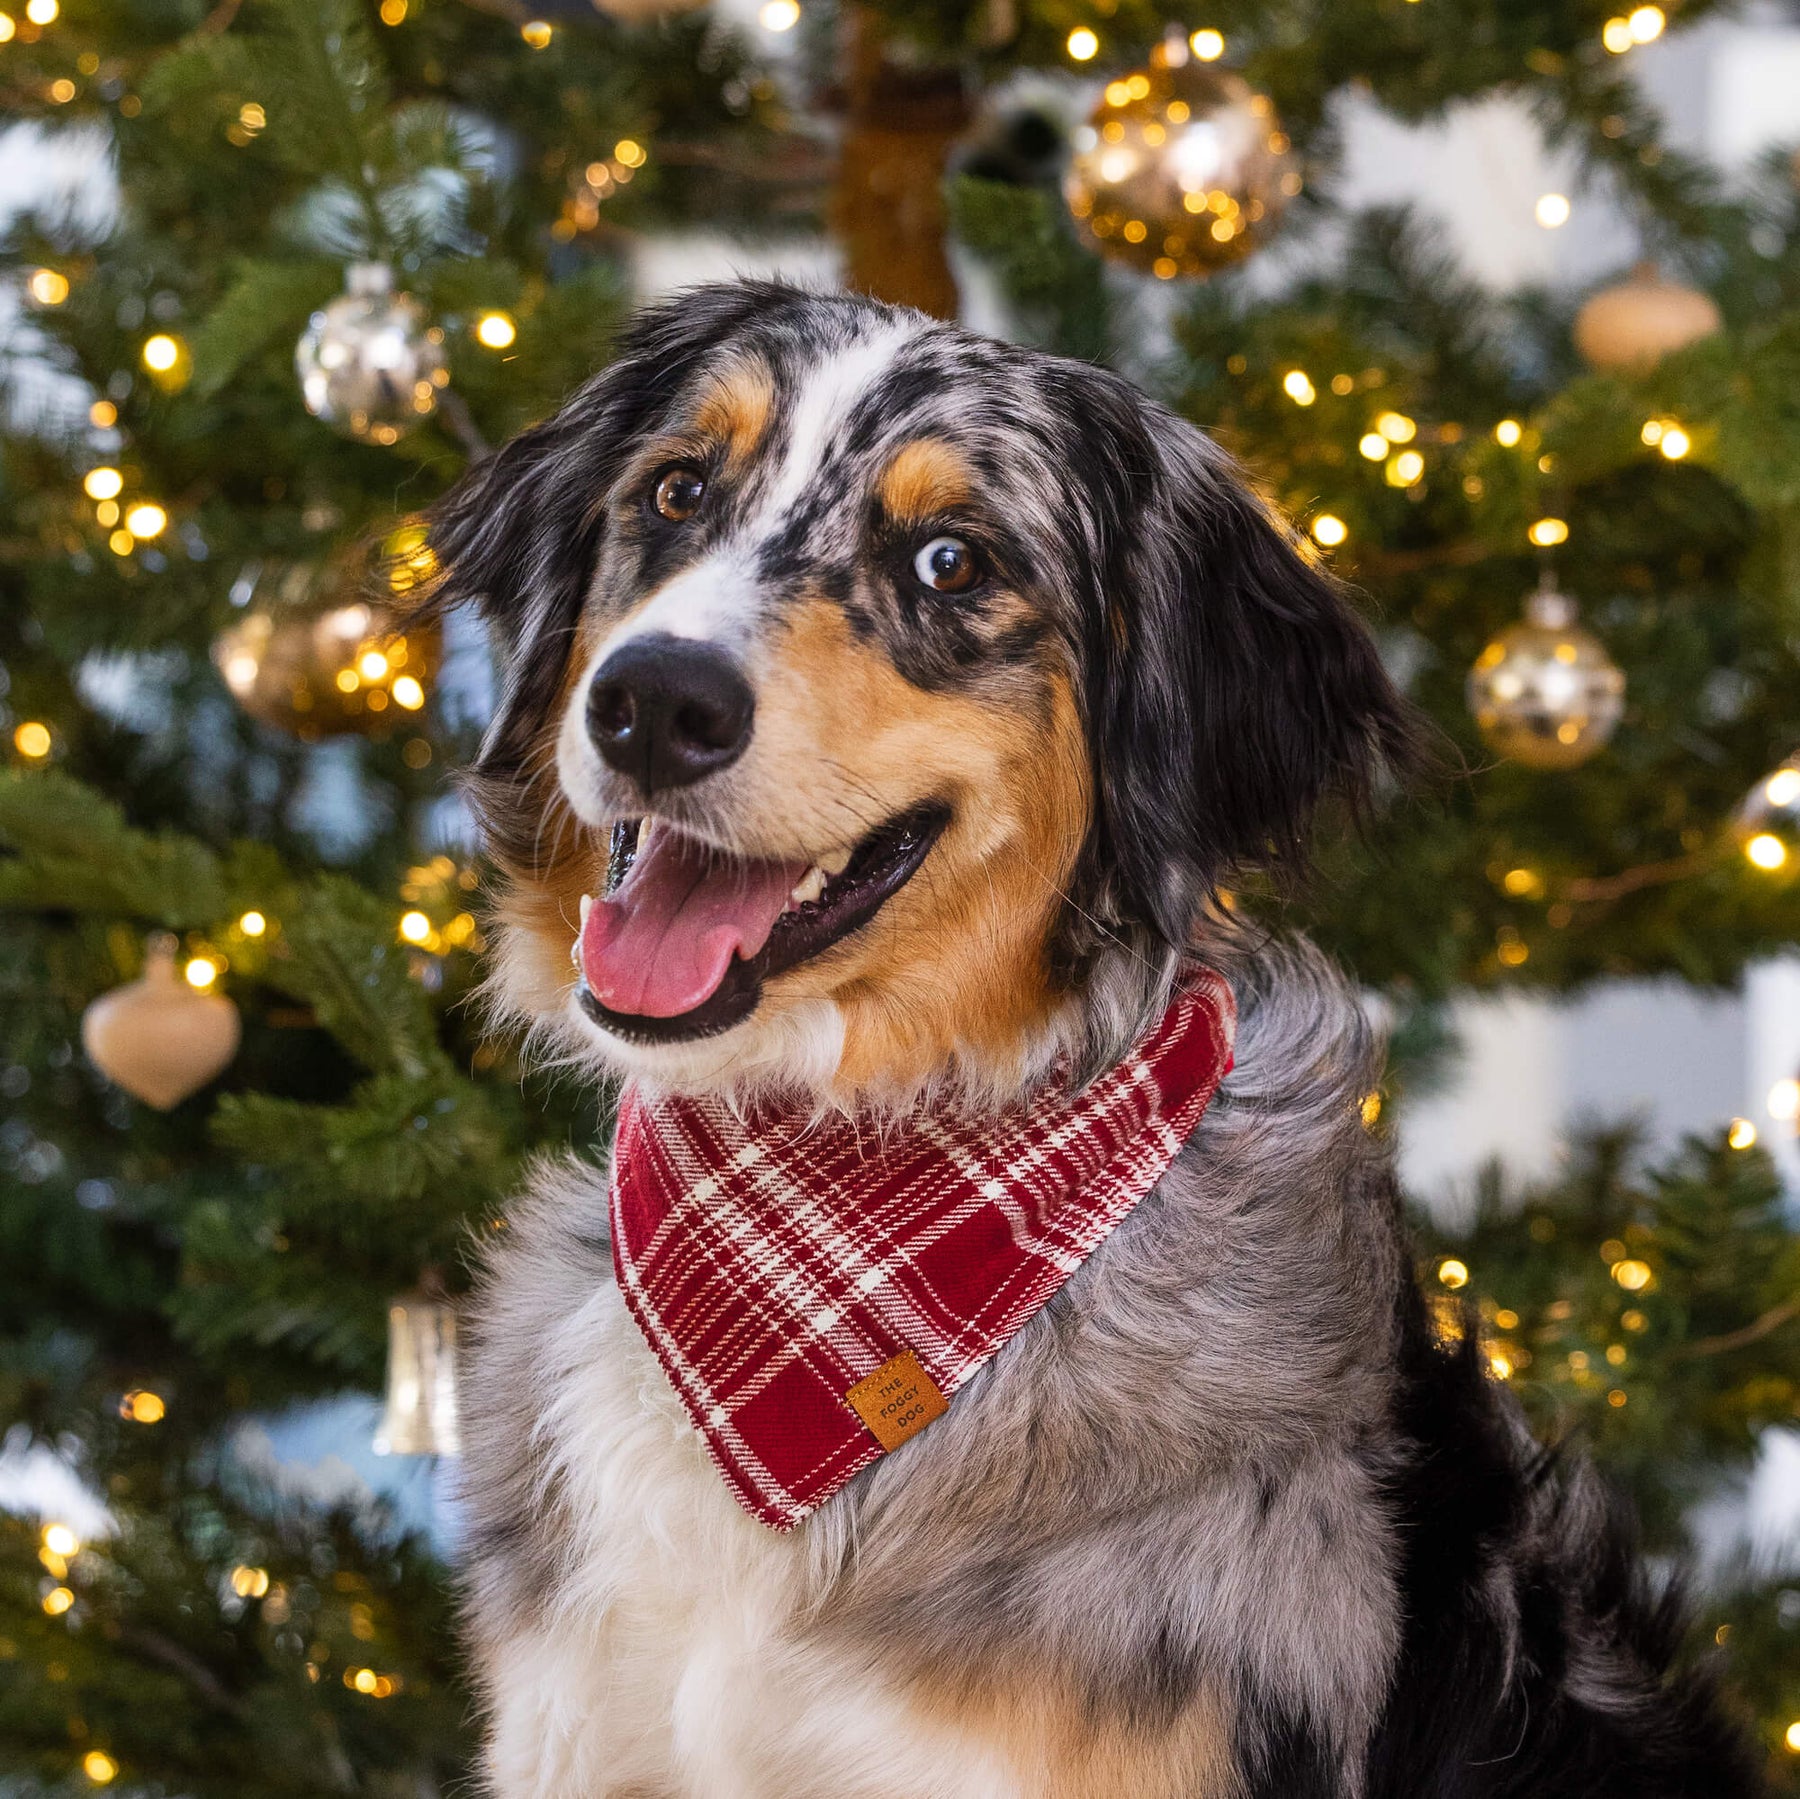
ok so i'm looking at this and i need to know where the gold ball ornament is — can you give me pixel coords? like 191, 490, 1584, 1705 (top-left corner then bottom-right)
213, 552, 437, 740
1735, 755, 1800, 874
295, 263, 448, 446
82, 934, 241, 1111
1065, 60, 1298, 278
1573, 264, 1721, 371
1467, 579, 1626, 770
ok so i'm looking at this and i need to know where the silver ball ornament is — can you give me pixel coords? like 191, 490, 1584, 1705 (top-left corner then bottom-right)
1467, 579, 1625, 770
295, 263, 448, 446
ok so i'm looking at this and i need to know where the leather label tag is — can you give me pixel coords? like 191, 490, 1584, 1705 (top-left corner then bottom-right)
845, 1349, 948, 1452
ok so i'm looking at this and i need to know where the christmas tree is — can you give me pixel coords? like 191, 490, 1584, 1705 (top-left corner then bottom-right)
3, 0, 1800, 1789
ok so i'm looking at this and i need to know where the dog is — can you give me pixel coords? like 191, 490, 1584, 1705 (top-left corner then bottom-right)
421, 282, 1762, 1797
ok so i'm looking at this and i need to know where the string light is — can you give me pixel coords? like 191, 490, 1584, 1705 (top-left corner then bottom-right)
1387, 449, 1424, 487
24, 0, 54, 21
1611, 1258, 1653, 1291
1488, 1349, 1514, 1380
90, 399, 116, 426
1375, 411, 1416, 443
399, 910, 432, 944
379, 0, 406, 20
238, 910, 267, 937
475, 311, 516, 349
184, 955, 220, 989
1358, 433, 1389, 461
1494, 419, 1523, 447
124, 502, 167, 539
1785, 1721, 1800, 1753
614, 138, 647, 169
1765, 767, 1800, 809
0, 14, 15, 41
391, 674, 425, 710
1190, 27, 1225, 60
1282, 369, 1316, 406
1311, 514, 1347, 547
83, 467, 122, 500
346, 1666, 398, 1697
120, 1389, 166, 1422
1745, 832, 1788, 871
1628, 4, 1665, 41
82, 1753, 118, 1786
141, 334, 180, 372
108, 529, 133, 556
14, 721, 52, 759
1727, 1118, 1757, 1150
43, 1586, 74, 1615
28, 268, 69, 305
520, 19, 551, 47
1535, 193, 1571, 229
1528, 517, 1569, 547
758, 0, 800, 28
1657, 424, 1690, 459
43, 1523, 79, 1558
230, 1565, 271, 1598
1437, 1258, 1469, 1289
1502, 867, 1544, 897
1066, 26, 1098, 60
1770, 1079, 1800, 1121
1602, 16, 1634, 52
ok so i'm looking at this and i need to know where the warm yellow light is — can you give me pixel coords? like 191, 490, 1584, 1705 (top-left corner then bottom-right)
231, 1565, 271, 1598
124, 502, 167, 539
1066, 26, 1099, 60
1535, 193, 1571, 229
1488, 1350, 1513, 1380
1388, 449, 1424, 487
239, 102, 265, 131
615, 138, 647, 168
14, 721, 52, 759
1282, 369, 1316, 406
358, 650, 390, 682
379, 0, 406, 20
1494, 418, 1523, 447
1628, 4, 1665, 42
28, 267, 69, 305
121, 1389, 165, 1423
184, 956, 219, 990
391, 674, 425, 711
108, 529, 133, 556
82, 1752, 118, 1786
239, 910, 267, 937
1786, 1720, 1800, 1753
475, 311, 517, 350
1746, 832, 1789, 872
1611, 1258, 1653, 1291
1639, 418, 1663, 446
1727, 1117, 1758, 1150
1190, 27, 1225, 60
1607, 1388, 1628, 1408
1501, 867, 1541, 897
1602, 15, 1634, 52
25, 0, 55, 21
44, 1586, 75, 1615
0, 13, 15, 41
43, 1523, 79, 1558
1375, 411, 1416, 443
89, 398, 115, 426
1310, 514, 1347, 547
1765, 768, 1800, 809
1437, 1258, 1469, 1290
1494, 1308, 1519, 1330
520, 19, 551, 46
1528, 517, 1569, 547
1770, 1079, 1800, 1121
1358, 432, 1389, 461
95, 499, 120, 526
758, 0, 800, 28
399, 910, 432, 944
141, 334, 180, 372
83, 466, 123, 500
1658, 425, 1690, 460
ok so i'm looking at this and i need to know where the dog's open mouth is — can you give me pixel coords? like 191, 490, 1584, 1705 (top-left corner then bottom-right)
573, 804, 949, 1043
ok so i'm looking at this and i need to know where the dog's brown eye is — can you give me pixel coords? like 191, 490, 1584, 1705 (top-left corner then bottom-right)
913, 536, 978, 594
653, 466, 706, 522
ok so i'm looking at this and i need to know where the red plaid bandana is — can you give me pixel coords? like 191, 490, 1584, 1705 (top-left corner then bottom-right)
609, 969, 1235, 1530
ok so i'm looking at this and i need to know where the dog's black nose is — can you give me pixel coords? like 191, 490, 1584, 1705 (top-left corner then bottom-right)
587, 633, 755, 796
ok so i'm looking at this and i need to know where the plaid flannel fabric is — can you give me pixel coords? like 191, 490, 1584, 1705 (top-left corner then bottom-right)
609, 968, 1236, 1530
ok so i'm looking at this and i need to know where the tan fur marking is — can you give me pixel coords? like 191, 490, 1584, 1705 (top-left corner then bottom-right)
921, 1680, 1240, 1799
879, 438, 974, 522
690, 358, 775, 471
745, 599, 1091, 1098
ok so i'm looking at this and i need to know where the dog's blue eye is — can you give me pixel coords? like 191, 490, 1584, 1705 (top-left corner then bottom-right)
913, 536, 978, 594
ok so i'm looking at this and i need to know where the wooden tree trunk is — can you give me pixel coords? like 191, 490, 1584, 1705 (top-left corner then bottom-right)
831, 8, 970, 319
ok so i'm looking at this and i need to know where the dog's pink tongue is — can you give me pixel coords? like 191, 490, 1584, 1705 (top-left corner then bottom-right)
581, 827, 807, 1018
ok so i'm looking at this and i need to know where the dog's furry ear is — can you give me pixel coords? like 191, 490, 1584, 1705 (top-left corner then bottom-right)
415, 281, 797, 780
1082, 384, 1430, 948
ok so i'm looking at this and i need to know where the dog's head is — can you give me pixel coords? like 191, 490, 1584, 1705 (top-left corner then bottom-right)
424, 282, 1423, 1104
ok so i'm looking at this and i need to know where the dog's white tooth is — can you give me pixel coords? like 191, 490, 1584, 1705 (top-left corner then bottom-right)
578, 893, 593, 926
791, 866, 827, 906
636, 818, 652, 854
820, 846, 851, 877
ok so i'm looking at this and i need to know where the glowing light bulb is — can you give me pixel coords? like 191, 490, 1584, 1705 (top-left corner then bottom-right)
124, 502, 167, 539
1358, 433, 1389, 461
184, 956, 219, 989
1602, 16, 1633, 52
28, 268, 69, 305
520, 19, 551, 46
1764, 768, 1800, 808
1535, 193, 1571, 229
43, 1586, 74, 1616
1494, 419, 1523, 447
141, 334, 180, 372
1066, 26, 1098, 61
1658, 425, 1690, 460
121, 1389, 165, 1423
475, 311, 516, 349
758, 0, 800, 28
1628, 4, 1665, 42
83, 466, 123, 500
1528, 517, 1569, 547
1437, 1258, 1469, 1290
391, 674, 425, 710
1375, 411, 1416, 443
1388, 449, 1425, 487
82, 1751, 117, 1785
399, 910, 432, 944
1746, 833, 1788, 872
239, 910, 267, 937
1190, 28, 1224, 60
43, 1523, 79, 1557
1311, 514, 1347, 547
1770, 1079, 1800, 1121
1282, 369, 1316, 406
25, 0, 56, 22
14, 721, 52, 759
1727, 1118, 1758, 1150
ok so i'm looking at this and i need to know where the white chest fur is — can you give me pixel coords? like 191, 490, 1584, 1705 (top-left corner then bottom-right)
474, 1276, 1031, 1799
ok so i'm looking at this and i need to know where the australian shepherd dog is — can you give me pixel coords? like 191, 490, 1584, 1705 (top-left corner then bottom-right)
422, 282, 1760, 1797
